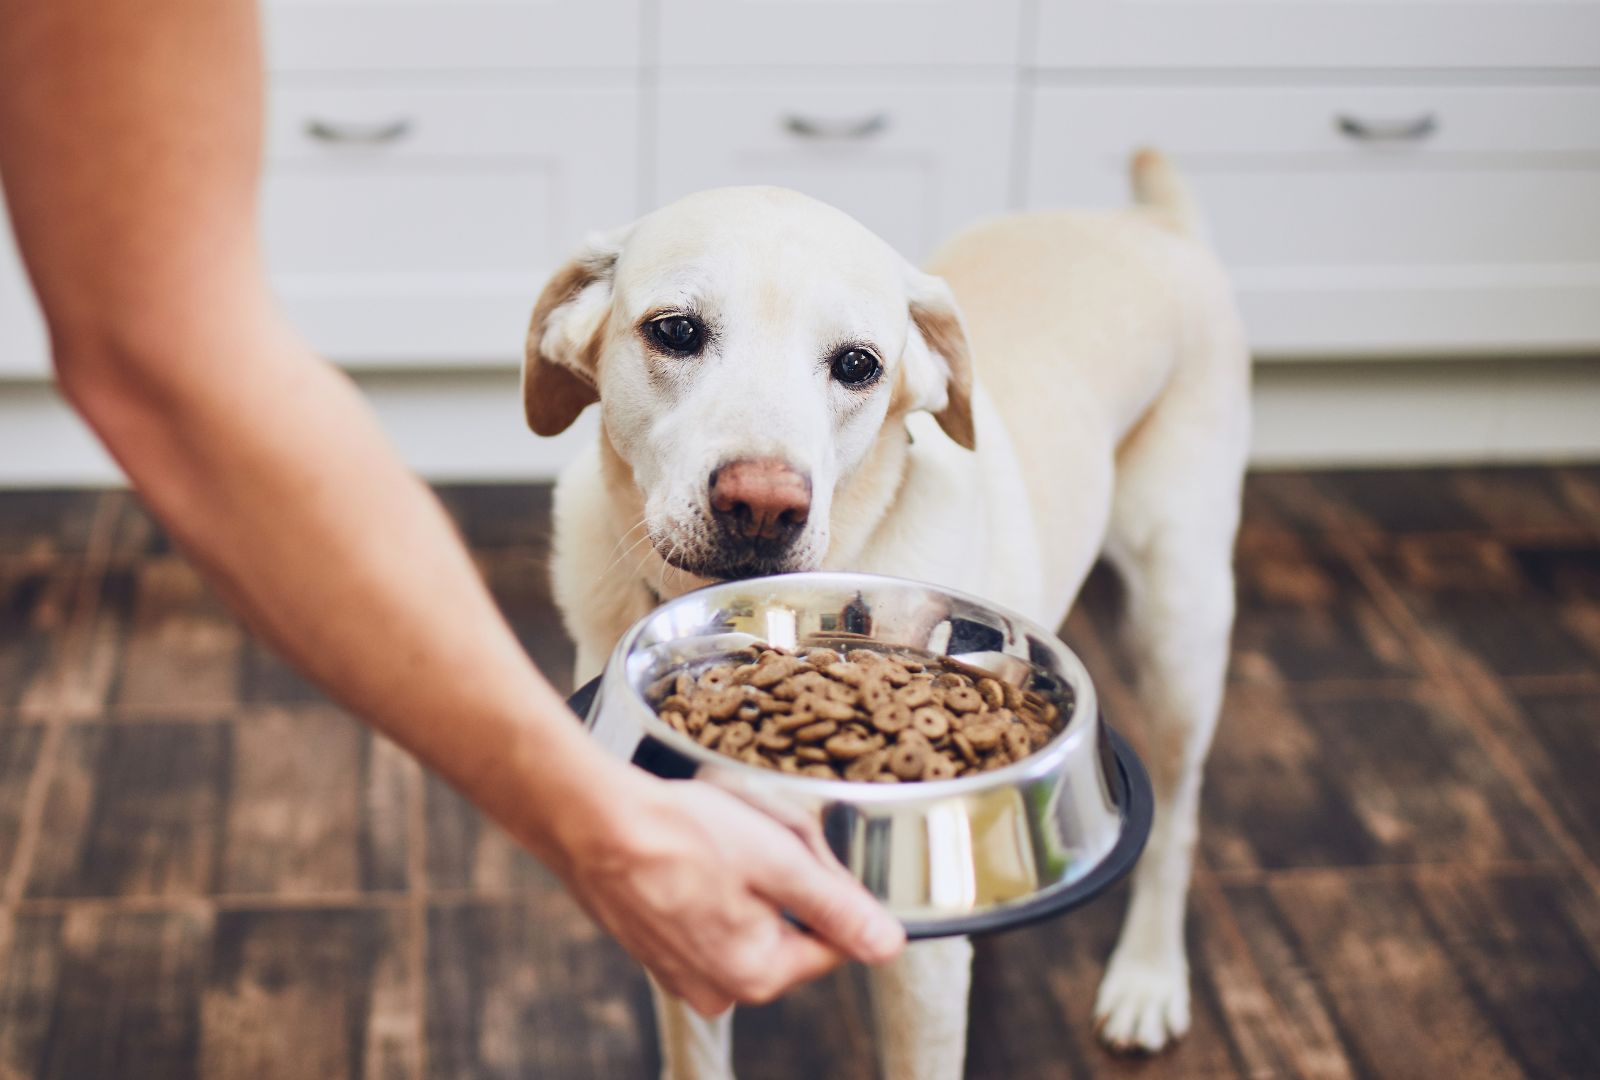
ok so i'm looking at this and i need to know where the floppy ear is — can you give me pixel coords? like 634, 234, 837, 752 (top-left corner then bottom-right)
522, 228, 629, 436
900, 268, 977, 451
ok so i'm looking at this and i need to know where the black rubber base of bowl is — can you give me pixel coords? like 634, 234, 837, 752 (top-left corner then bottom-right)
566, 678, 1153, 939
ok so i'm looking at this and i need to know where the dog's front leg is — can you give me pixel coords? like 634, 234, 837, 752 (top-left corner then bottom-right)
651, 977, 736, 1080
868, 937, 973, 1080
1095, 529, 1235, 1053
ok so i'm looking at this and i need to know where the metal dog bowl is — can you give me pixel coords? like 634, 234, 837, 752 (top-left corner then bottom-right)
570, 571, 1151, 939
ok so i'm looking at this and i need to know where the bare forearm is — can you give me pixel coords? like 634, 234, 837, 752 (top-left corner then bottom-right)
59, 313, 620, 867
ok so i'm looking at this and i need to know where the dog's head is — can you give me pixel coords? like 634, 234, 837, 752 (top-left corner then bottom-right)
523, 187, 973, 581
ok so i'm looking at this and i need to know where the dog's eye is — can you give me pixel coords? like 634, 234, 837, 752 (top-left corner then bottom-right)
648, 315, 704, 355
830, 347, 881, 387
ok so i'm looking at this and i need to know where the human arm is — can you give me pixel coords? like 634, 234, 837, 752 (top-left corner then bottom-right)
0, 0, 902, 1013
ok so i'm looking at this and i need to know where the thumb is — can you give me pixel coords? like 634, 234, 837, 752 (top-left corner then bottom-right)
752, 837, 905, 965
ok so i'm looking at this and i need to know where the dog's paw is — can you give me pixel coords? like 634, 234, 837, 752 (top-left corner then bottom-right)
1093, 953, 1191, 1054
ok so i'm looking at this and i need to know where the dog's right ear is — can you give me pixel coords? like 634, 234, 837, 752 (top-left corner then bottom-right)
523, 228, 630, 436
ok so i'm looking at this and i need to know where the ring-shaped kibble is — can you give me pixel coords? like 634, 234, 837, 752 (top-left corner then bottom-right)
824, 732, 876, 760
845, 749, 888, 782
871, 703, 912, 734
1004, 725, 1031, 759
951, 731, 978, 765
774, 709, 817, 733
912, 707, 950, 740
860, 681, 893, 712
756, 730, 794, 752
720, 721, 755, 752
963, 723, 1002, 751
925, 756, 958, 780
889, 742, 927, 780
795, 719, 839, 743
699, 666, 735, 692
944, 686, 983, 713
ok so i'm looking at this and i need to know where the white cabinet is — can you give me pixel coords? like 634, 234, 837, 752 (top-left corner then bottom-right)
1026, 85, 1600, 357
658, 0, 1023, 67
654, 79, 1015, 262
1035, 0, 1600, 69
0, 197, 49, 378
263, 0, 642, 71
263, 84, 639, 365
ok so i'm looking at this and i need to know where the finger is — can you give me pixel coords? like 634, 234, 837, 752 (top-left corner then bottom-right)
713, 920, 846, 1006
751, 841, 904, 964
767, 926, 848, 993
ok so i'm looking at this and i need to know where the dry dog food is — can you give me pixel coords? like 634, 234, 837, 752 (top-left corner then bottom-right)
645, 644, 1065, 782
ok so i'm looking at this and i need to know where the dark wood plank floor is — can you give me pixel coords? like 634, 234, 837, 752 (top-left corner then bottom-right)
1, 468, 1597, 1079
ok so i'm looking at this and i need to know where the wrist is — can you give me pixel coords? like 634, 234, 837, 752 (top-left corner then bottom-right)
479, 700, 648, 877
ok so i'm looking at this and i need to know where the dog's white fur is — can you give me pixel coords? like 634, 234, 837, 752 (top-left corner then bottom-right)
525, 150, 1250, 1079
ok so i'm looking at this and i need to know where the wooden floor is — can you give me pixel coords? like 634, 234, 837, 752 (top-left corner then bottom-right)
1, 468, 1598, 1079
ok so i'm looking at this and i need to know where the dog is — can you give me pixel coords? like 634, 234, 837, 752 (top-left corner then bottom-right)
523, 148, 1250, 1079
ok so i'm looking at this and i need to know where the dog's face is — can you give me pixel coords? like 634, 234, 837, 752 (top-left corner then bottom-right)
524, 187, 973, 581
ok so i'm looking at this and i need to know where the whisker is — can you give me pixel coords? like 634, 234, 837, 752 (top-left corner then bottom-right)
597, 517, 648, 568
595, 527, 653, 585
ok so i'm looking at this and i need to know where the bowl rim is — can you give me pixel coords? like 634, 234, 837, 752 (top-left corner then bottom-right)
603, 570, 1102, 802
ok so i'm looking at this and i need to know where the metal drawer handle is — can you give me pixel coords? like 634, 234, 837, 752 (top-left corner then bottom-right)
305, 117, 413, 145
783, 112, 890, 140
1335, 113, 1437, 142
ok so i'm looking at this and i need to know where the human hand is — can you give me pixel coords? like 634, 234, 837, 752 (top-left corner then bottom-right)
551, 766, 905, 1016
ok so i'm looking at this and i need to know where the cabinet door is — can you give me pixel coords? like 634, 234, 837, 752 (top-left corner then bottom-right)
654, 80, 1015, 263
657, 0, 1023, 66
264, 0, 642, 71
1034, 0, 1600, 69
0, 202, 49, 378
1026, 85, 1600, 357
263, 84, 639, 366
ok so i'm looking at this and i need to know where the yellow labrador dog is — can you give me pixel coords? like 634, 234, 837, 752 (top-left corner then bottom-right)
524, 149, 1250, 1079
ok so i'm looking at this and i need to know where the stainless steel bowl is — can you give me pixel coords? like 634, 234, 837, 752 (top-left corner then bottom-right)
573, 571, 1151, 938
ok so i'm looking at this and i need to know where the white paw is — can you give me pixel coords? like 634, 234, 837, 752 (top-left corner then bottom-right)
1093, 952, 1191, 1054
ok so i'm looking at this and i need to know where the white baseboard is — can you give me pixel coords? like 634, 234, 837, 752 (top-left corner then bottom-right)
1248, 356, 1600, 467
1, 358, 1596, 489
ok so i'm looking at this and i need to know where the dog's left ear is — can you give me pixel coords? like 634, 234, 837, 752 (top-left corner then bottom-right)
900, 268, 977, 451
523, 226, 630, 436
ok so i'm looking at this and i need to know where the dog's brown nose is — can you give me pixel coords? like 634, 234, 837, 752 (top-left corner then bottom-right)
710, 460, 811, 542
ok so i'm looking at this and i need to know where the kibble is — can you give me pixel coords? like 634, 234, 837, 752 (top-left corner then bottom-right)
645, 642, 1069, 783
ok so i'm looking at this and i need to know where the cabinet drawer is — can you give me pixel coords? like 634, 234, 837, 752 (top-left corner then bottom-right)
654, 80, 1015, 262
1026, 86, 1600, 356
1034, 0, 1600, 69
263, 85, 639, 365
657, 0, 1023, 67
263, 0, 642, 71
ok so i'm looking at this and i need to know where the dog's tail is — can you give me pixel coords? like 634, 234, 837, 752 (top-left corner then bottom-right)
1129, 147, 1207, 242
